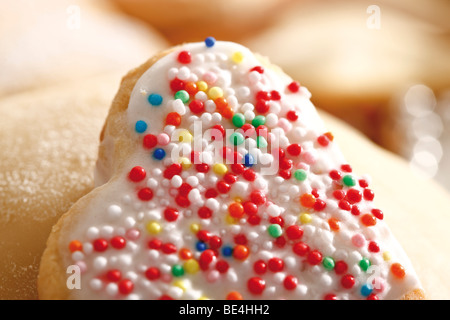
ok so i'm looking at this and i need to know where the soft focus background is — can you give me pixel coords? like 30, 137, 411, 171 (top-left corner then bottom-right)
1, 0, 449, 299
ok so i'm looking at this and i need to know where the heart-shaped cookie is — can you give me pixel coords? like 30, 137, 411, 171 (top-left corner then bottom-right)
38, 39, 424, 300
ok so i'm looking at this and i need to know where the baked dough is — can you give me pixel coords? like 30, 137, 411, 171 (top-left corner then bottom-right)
38, 41, 426, 299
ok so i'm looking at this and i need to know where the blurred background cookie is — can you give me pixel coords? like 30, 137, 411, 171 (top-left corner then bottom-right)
0, 0, 167, 97
110, 0, 293, 44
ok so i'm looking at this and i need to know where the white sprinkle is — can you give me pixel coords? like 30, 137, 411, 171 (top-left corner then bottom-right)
86, 227, 99, 240
107, 205, 122, 221
105, 283, 118, 296
93, 256, 108, 270
90, 279, 103, 291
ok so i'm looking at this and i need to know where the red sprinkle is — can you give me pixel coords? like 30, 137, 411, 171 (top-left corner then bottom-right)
250, 66, 264, 74
341, 274, 355, 289
287, 144, 302, 156
198, 206, 213, 219
286, 225, 304, 240
118, 279, 134, 295
268, 257, 284, 272
164, 207, 179, 222
143, 134, 158, 149
293, 242, 310, 257
286, 110, 299, 121
145, 267, 160, 280
288, 81, 300, 93
247, 277, 265, 295
93, 239, 108, 252
283, 275, 298, 290
189, 100, 205, 114
253, 260, 267, 274
170, 78, 185, 92
111, 236, 126, 249
138, 188, 154, 201
307, 250, 323, 265
177, 51, 192, 64
106, 269, 122, 282
128, 166, 146, 182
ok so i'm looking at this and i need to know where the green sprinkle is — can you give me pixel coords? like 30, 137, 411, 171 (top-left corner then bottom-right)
342, 175, 356, 187
230, 132, 245, 145
322, 257, 335, 270
256, 136, 268, 148
294, 169, 307, 181
232, 113, 246, 128
174, 90, 190, 104
252, 115, 266, 128
172, 264, 185, 277
268, 224, 283, 238
359, 258, 371, 272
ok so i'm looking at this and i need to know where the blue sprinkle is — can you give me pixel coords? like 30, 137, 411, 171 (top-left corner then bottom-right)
221, 246, 233, 257
204, 36, 216, 48
135, 120, 147, 133
152, 148, 166, 160
148, 93, 163, 106
196, 241, 207, 252
360, 283, 373, 297
243, 153, 255, 167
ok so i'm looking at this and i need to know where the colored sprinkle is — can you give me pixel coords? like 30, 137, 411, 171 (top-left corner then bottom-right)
359, 258, 371, 272
360, 283, 373, 297
256, 136, 268, 148
252, 115, 266, 128
268, 224, 283, 238
148, 93, 163, 106
135, 120, 147, 133
174, 90, 190, 103
177, 51, 191, 64
208, 87, 223, 100
222, 246, 233, 257
243, 153, 255, 167
391, 263, 406, 279
184, 259, 200, 274
213, 163, 228, 175
232, 113, 246, 128
197, 81, 208, 92
226, 291, 243, 300
322, 257, 335, 270
146, 221, 161, 234
69, 240, 82, 252
294, 169, 307, 181
342, 175, 356, 187
299, 213, 312, 224
172, 264, 185, 277
152, 148, 166, 160
231, 51, 244, 64
204, 37, 216, 48
230, 132, 245, 145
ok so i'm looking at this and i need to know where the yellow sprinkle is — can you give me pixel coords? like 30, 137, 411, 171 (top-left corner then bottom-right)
146, 221, 161, 234
231, 51, 244, 63
178, 157, 192, 170
184, 259, 200, 274
198, 296, 210, 300
178, 130, 193, 143
213, 163, 228, 175
190, 223, 200, 234
299, 213, 312, 224
234, 197, 242, 203
197, 81, 208, 92
173, 280, 187, 292
225, 214, 238, 224
383, 251, 392, 261
208, 87, 223, 100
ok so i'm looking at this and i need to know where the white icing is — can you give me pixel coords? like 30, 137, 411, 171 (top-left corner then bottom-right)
63, 41, 421, 300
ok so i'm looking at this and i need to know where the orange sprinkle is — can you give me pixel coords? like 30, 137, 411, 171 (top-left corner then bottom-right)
391, 263, 406, 279
221, 107, 234, 119
185, 82, 198, 96
328, 218, 340, 231
229, 202, 244, 219
300, 193, 316, 208
69, 240, 83, 253
233, 245, 249, 260
324, 132, 334, 141
361, 214, 377, 227
179, 248, 193, 260
214, 97, 228, 110
227, 291, 243, 300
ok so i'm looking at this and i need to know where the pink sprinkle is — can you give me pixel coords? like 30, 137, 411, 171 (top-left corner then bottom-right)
203, 72, 217, 85
76, 261, 87, 273
126, 228, 140, 241
206, 270, 220, 283
161, 274, 172, 283
302, 151, 316, 164
351, 234, 365, 248
157, 133, 170, 146
372, 278, 385, 293
278, 118, 292, 133
295, 162, 308, 170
